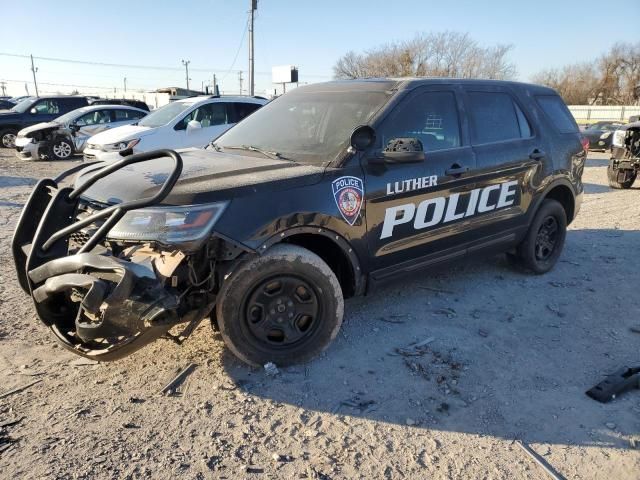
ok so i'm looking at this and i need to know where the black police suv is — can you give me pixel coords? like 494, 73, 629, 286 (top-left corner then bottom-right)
12, 79, 585, 367
0, 96, 89, 148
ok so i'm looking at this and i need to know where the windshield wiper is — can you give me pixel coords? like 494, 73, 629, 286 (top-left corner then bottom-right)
222, 144, 290, 161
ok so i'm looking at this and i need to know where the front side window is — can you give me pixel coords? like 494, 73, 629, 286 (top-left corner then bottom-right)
76, 110, 111, 126
176, 103, 227, 130
381, 91, 461, 152
32, 100, 60, 115
467, 92, 528, 144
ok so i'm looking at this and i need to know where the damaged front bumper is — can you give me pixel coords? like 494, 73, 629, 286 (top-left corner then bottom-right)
12, 150, 194, 361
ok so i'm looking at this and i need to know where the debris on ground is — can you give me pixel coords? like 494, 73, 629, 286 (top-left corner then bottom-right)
0, 379, 42, 400
263, 362, 280, 376
515, 440, 567, 480
159, 363, 197, 396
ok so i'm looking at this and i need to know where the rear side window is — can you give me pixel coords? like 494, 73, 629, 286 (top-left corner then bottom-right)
467, 92, 530, 144
113, 109, 146, 121
232, 102, 261, 123
535, 95, 578, 134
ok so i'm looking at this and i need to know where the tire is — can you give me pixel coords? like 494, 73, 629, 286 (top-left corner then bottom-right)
216, 244, 344, 367
48, 137, 74, 160
607, 160, 636, 189
0, 129, 17, 148
508, 199, 567, 274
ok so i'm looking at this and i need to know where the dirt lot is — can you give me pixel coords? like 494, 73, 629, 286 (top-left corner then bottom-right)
0, 149, 638, 479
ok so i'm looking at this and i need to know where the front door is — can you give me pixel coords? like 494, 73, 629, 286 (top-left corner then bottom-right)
364, 86, 478, 273
174, 103, 231, 148
73, 109, 113, 150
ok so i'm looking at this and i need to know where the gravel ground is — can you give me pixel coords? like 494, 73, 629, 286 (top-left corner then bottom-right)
0, 149, 639, 479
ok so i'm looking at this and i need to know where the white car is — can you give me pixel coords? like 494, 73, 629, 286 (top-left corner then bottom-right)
14, 105, 147, 160
83, 96, 267, 162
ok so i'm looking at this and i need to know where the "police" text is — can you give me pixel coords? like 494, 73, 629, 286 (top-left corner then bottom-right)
380, 180, 519, 239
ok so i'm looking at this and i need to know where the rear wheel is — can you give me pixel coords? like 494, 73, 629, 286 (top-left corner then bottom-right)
508, 199, 567, 274
216, 244, 344, 367
49, 138, 74, 160
0, 129, 17, 148
607, 160, 636, 189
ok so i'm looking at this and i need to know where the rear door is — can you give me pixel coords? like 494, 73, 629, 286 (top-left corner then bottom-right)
459, 85, 545, 242
364, 85, 479, 273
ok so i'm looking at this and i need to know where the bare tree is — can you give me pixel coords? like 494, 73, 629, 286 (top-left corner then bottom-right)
532, 42, 640, 105
333, 31, 516, 81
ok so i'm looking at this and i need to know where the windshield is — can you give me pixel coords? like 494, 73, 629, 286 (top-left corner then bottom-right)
11, 98, 36, 113
215, 88, 392, 164
137, 102, 193, 128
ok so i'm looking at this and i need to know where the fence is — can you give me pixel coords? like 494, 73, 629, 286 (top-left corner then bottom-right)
568, 105, 640, 125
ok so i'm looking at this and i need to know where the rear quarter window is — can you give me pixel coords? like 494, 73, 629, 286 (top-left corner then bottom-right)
535, 95, 578, 134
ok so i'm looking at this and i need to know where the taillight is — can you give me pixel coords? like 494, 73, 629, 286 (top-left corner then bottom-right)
580, 136, 589, 153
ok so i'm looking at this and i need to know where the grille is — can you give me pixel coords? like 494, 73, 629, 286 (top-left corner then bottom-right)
68, 200, 108, 253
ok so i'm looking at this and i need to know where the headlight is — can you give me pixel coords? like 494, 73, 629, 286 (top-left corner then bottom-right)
612, 130, 626, 147
104, 138, 141, 152
599, 132, 611, 139
108, 202, 227, 247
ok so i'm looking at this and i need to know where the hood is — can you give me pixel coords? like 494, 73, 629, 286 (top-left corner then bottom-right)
19, 121, 61, 137
0, 111, 19, 119
87, 124, 154, 145
76, 149, 325, 205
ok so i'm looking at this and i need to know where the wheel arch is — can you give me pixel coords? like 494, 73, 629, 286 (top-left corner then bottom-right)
539, 180, 576, 225
261, 227, 364, 298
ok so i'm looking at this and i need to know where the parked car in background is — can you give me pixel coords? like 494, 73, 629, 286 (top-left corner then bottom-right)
0, 99, 15, 110
14, 105, 148, 160
10, 96, 32, 104
609, 120, 640, 189
88, 98, 150, 112
582, 121, 625, 151
82, 95, 266, 162
0, 96, 88, 148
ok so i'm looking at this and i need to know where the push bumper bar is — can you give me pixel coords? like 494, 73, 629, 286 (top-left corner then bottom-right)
11, 150, 185, 360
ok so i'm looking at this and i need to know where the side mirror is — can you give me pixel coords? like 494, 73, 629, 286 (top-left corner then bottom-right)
30, 107, 38, 115
186, 120, 202, 132
373, 137, 425, 164
349, 125, 376, 151
69, 124, 80, 132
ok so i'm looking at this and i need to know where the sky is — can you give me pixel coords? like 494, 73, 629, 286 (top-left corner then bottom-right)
1, 0, 638, 98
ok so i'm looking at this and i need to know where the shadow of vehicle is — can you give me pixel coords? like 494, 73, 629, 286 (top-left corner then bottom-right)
221, 228, 640, 450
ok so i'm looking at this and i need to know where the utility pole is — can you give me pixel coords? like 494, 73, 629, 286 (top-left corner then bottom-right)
0, 81, 6, 96
30, 54, 39, 97
248, 0, 257, 96
238, 70, 243, 95
124, 76, 127, 93
182, 59, 191, 91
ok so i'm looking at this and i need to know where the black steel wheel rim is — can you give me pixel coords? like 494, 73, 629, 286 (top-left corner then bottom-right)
243, 275, 321, 347
535, 216, 559, 261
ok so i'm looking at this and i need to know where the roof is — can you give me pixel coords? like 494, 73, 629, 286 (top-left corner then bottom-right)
70, 104, 147, 115
296, 78, 557, 95
174, 95, 268, 105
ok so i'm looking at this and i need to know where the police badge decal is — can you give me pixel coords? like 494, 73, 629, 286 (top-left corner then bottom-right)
332, 176, 364, 225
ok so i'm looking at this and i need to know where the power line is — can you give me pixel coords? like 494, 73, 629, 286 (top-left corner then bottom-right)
0, 51, 332, 78
220, 19, 250, 83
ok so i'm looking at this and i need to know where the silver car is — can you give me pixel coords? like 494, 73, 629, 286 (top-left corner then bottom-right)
14, 105, 147, 160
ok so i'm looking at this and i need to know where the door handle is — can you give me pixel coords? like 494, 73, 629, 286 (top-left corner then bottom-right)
445, 165, 470, 176
529, 149, 546, 161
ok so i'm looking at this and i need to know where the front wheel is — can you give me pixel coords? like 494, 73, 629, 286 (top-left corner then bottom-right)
48, 138, 74, 160
607, 160, 637, 189
0, 129, 17, 148
216, 244, 344, 367
508, 199, 567, 274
